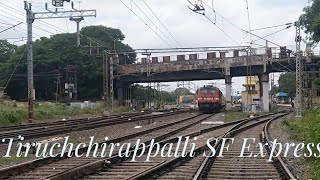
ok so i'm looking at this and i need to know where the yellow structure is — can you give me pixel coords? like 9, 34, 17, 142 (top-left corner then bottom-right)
242, 76, 261, 106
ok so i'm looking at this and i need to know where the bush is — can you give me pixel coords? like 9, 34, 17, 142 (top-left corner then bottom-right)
0, 102, 104, 126
282, 108, 320, 179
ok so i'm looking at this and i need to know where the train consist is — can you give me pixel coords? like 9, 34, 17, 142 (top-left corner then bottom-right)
196, 85, 226, 113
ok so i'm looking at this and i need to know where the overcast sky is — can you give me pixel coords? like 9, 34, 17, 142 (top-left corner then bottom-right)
0, 0, 312, 94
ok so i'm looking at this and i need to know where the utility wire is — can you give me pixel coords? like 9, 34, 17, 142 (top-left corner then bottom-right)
0, 22, 23, 34
130, 0, 177, 48
4, 47, 27, 91
0, 9, 57, 35
251, 23, 293, 32
188, 0, 241, 46
0, 21, 13, 26
202, 1, 283, 48
142, 0, 182, 47
0, 3, 105, 49
204, 15, 241, 46
251, 25, 293, 43
120, 0, 173, 48
0, 18, 42, 38
0, 2, 67, 34
245, 0, 253, 41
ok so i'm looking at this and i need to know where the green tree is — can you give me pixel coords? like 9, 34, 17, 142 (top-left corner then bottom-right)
277, 73, 296, 98
0, 26, 135, 101
300, 0, 320, 43
132, 84, 177, 104
0, 40, 17, 63
81, 26, 136, 64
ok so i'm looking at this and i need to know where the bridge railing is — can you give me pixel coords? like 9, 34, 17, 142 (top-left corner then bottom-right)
133, 47, 298, 65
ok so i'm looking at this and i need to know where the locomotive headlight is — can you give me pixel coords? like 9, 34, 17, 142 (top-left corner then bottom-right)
214, 98, 219, 100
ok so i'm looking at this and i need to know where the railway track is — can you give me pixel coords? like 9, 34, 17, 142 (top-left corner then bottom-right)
0, 113, 213, 179
0, 112, 147, 132
73, 112, 293, 180
191, 112, 295, 180
0, 110, 183, 142
1, 112, 296, 180
28, 113, 274, 180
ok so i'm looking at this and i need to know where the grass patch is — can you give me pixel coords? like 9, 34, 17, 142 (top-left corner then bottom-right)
224, 111, 247, 122
0, 156, 31, 167
0, 102, 104, 127
112, 106, 132, 114
280, 109, 320, 179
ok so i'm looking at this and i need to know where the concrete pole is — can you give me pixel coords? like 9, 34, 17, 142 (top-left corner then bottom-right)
260, 74, 270, 112
70, 17, 84, 47
25, 2, 34, 123
225, 75, 232, 110
76, 21, 80, 47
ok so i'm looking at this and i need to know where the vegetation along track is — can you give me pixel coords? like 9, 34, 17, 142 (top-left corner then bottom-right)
0, 112, 213, 179
0, 110, 183, 142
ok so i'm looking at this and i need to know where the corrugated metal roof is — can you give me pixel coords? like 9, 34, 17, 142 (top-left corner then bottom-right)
276, 92, 288, 97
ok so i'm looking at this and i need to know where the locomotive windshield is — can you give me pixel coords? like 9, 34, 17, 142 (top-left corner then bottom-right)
199, 86, 218, 94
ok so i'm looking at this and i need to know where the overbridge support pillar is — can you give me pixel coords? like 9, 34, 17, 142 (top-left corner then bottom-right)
225, 75, 232, 110
259, 74, 270, 112
116, 81, 132, 107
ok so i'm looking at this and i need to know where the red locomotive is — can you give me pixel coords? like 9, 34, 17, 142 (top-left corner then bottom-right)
196, 85, 225, 113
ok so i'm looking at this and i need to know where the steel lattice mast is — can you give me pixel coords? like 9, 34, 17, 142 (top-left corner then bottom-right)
24, 1, 96, 122
295, 21, 302, 118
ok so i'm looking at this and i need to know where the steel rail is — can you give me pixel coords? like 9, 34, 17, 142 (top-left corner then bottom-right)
192, 112, 288, 180
44, 114, 215, 180
263, 116, 297, 180
0, 111, 184, 142
47, 113, 277, 180
0, 112, 203, 179
0, 111, 147, 132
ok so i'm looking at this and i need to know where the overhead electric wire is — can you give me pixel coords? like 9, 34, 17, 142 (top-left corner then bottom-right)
0, 22, 23, 34
0, 3, 106, 49
0, 9, 57, 35
4, 47, 27, 91
130, 0, 177, 48
0, 18, 42, 38
187, 0, 241, 46
251, 23, 293, 32
0, 21, 13, 26
142, 0, 182, 47
245, 0, 253, 42
202, 1, 284, 48
120, 0, 173, 48
204, 15, 241, 46
0, 37, 27, 40
2, 2, 131, 50
0, 2, 67, 34
251, 25, 293, 43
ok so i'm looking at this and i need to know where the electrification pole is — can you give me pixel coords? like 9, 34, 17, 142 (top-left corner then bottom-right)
70, 17, 84, 47
25, 2, 34, 122
295, 21, 302, 118
103, 53, 109, 110
142, 53, 151, 108
24, 1, 96, 122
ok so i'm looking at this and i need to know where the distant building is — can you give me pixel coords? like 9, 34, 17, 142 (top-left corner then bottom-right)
241, 76, 261, 112
231, 95, 242, 104
275, 92, 290, 104
179, 95, 195, 104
